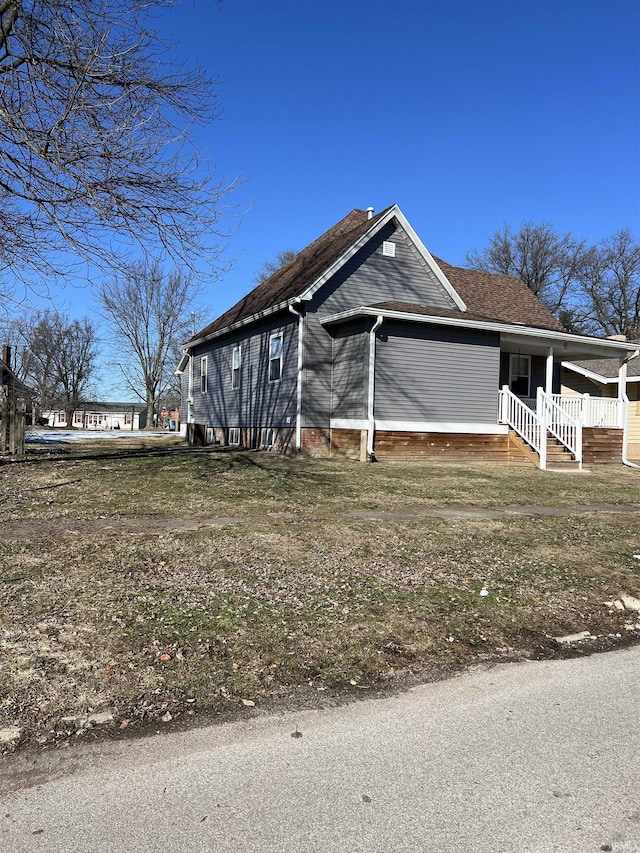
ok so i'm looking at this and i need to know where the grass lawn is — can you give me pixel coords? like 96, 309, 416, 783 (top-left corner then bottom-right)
2, 436, 640, 749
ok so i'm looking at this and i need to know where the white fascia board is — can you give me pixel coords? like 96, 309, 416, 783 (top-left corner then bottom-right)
392, 207, 467, 311
561, 361, 640, 385
299, 205, 467, 311
181, 299, 300, 350
320, 307, 640, 355
560, 361, 611, 384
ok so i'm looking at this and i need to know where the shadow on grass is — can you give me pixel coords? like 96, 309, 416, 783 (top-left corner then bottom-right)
3, 444, 345, 490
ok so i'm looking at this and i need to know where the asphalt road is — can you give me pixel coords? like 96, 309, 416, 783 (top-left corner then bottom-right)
2, 647, 640, 853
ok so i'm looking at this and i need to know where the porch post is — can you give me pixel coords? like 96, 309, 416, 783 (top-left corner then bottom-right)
545, 346, 554, 395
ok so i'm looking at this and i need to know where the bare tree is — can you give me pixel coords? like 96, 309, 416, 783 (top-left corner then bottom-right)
577, 230, 640, 339
466, 222, 586, 315
253, 249, 298, 285
97, 260, 198, 427
0, 0, 231, 298
21, 311, 98, 423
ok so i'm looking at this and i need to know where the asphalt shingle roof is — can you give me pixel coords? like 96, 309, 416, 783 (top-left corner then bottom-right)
189, 207, 393, 343
565, 349, 640, 380
188, 206, 566, 343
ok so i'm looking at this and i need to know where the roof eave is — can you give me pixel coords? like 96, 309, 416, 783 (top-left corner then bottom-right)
321, 307, 640, 355
181, 298, 302, 350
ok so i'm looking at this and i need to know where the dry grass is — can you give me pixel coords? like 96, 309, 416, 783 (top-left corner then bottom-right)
1, 438, 640, 747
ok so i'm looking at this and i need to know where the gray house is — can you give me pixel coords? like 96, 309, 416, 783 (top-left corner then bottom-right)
178, 205, 638, 468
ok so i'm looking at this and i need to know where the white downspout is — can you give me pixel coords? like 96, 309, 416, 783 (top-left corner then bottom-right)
288, 302, 304, 452
367, 315, 384, 460
621, 350, 640, 469
187, 351, 194, 424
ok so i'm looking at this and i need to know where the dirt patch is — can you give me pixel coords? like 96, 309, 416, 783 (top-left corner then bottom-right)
349, 503, 640, 521
0, 516, 242, 541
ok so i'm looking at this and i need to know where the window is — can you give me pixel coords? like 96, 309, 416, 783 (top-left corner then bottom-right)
200, 356, 208, 393
509, 354, 531, 397
232, 345, 241, 389
269, 333, 283, 382
229, 427, 241, 445
260, 427, 275, 449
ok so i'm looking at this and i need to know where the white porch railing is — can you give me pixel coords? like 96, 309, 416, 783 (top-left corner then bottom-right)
538, 389, 582, 468
550, 394, 625, 429
499, 387, 582, 469
498, 387, 543, 457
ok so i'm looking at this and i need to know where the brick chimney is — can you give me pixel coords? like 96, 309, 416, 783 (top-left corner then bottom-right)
2, 344, 11, 367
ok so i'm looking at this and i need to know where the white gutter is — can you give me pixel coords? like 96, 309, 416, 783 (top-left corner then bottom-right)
320, 307, 640, 355
621, 350, 640, 469
288, 302, 304, 451
367, 315, 384, 460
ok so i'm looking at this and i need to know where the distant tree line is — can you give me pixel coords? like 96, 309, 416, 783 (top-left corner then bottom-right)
467, 222, 640, 339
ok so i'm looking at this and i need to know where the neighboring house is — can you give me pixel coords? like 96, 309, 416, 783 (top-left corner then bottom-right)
1, 345, 32, 400
562, 348, 640, 460
42, 403, 143, 430
178, 205, 638, 469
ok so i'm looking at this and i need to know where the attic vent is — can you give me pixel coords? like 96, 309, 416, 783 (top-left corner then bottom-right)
382, 241, 396, 258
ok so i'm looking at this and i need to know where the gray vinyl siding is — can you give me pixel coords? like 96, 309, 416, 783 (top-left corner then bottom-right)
374, 323, 500, 422
304, 221, 457, 426
330, 324, 367, 419
191, 315, 297, 428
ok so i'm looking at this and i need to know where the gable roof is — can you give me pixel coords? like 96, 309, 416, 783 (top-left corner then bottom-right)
188, 207, 393, 344
186, 205, 563, 347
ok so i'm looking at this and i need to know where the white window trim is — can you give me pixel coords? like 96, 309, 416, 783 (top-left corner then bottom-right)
509, 353, 531, 397
229, 427, 241, 446
268, 332, 283, 383
232, 345, 241, 390
260, 427, 275, 449
200, 356, 208, 393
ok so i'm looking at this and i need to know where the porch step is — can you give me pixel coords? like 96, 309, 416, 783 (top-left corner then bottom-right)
546, 437, 580, 470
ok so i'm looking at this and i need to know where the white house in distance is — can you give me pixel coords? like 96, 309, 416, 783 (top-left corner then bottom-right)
42, 402, 144, 430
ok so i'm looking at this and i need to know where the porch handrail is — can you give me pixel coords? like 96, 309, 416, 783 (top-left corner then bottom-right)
550, 394, 624, 429
498, 386, 543, 461
539, 389, 582, 467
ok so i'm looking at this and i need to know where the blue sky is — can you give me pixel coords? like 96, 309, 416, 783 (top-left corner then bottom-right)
170, 0, 640, 324
5, 0, 640, 396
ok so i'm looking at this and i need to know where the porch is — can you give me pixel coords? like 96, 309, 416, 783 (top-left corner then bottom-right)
498, 388, 627, 469
497, 331, 638, 469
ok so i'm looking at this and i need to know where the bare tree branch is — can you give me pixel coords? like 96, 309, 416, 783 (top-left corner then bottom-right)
0, 0, 234, 299
466, 222, 586, 316
13, 310, 99, 421
253, 248, 298, 285
96, 259, 199, 426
